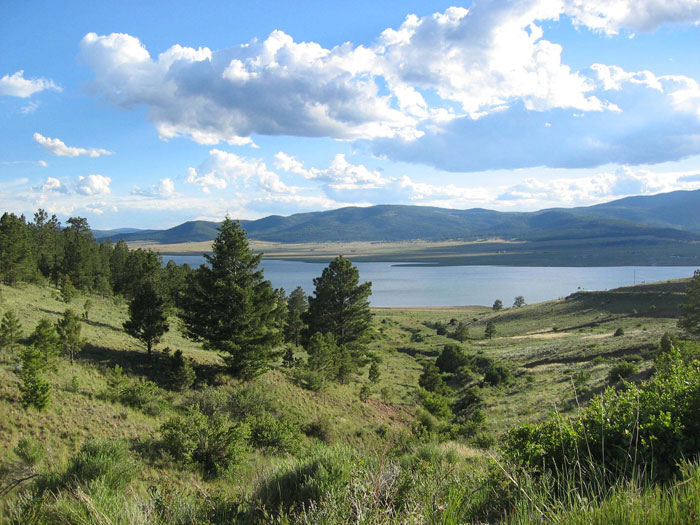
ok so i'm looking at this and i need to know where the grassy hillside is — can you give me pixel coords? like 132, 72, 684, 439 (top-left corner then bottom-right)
1, 277, 697, 522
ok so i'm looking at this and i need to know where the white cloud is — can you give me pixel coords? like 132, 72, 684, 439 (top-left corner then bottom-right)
33, 133, 113, 158
0, 70, 61, 98
131, 177, 176, 197
275, 152, 389, 189
20, 101, 39, 114
76, 174, 111, 195
563, 0, 700, 35
80, 31, 417, 145
41, 177, 67, 193
187, 149, 297, 195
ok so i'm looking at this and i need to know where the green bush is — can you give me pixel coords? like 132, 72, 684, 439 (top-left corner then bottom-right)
160, 407, 249, 478
614, 327, 625, 337
228, 381, 273, 419
14, 436, 45, 467
504, 348, 700, 482
291, 367, 326, 391
64, 439, 140, 491
416, 388, 453, 419
483, 363, 512, 386
253, 444, 358, 514
119, 378, 164, 415
248, 412, 301, 454
304, 417, 334, 443
608, 361, 637, 383
436, 343, 469, 374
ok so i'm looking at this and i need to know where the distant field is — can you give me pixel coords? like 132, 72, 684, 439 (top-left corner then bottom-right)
128, 235, 700, 266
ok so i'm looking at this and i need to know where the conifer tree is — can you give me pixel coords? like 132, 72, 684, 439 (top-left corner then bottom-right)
485, 320, 497, 340
369, 361, 380, 383
284, 286, 308, 347
179, 218, 282, 379
0, 212, 37, 285
30, 318, 60, 360
57, 309, 83, 364
302, 256, 372, 347
19, 345, 51, 409
123, 280, 169, 358
679, 269, 700, 337
0, 310, 22, 352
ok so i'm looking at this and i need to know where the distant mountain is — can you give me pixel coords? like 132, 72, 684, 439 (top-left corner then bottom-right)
566, 189, 700, 233
92, 228, 150, 239
103, 189, 700, 244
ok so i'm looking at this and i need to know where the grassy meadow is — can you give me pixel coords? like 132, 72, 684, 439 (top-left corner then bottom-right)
1, 276, 699, 523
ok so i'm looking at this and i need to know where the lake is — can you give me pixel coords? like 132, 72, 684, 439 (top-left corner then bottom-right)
165, 256, 697, 307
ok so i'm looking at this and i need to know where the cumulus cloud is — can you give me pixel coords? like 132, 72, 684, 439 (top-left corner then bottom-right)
76, 174, 111, 195
41, 177, 67, 193
275, 152, 389, 189
79, 2, 700, 172
131, 178, 176, 197
33, 133, 113, 158
187, 149, 297, 195
0, 70, 61, 98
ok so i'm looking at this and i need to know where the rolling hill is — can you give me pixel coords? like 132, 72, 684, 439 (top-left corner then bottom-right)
98, 189, 700, 244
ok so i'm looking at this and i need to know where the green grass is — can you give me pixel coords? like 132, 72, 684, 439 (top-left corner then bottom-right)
0, 277, 694, 523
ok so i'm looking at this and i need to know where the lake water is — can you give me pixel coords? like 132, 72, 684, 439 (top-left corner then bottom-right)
165, 256, 697, 307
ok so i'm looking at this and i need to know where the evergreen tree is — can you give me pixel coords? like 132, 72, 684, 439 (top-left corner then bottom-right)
123, 280, 169, 358
306, 332, 338, 377
19, 345, 51, 409
513, 296, 526, 308
179, 218, 282, 379
451, 321, 469, 342
418, 362, 449, 395
368, 361, 380, 383
302, 256, 372, 347
679, 269, 700, 337
284, 286, 308, 346
283, 346, 295, 368
0, 310, 22, 352
436, 343, 468, 374
0, 213, 37, 285
57, 309, 83, 364
165, 349, 196, 391
492, 299, 503, 311
30, 318, 60, 360
485, 320, 497, 340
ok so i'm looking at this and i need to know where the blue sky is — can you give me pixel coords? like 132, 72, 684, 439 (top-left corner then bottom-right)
2, 0, 700, 229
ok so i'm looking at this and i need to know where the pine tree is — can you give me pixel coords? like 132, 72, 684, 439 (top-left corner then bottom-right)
179, 218, 282, 379
57, 309, 83, 364
302, 256, 372, 347
369, 361, 380, 383
485, 320, 496, 340
0, 310, 22, 352
30, 318, 60, 360
0, 213, 37, 285
284, 286, 308, 347
19, 345, 51, 409
166, 349, 196, 391
492, 299, 503, 311
123, 280, 169, 358
679, 269, 700, 337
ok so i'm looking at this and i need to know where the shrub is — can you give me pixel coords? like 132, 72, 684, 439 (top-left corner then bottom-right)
253, 444, 358, 515
504, 348, 700, 482
607, 361, 637, 383
483, 363, 512, 386
186, 385, 228, 417
248, 412, 301, 454
418, 362, 450, 395
15, 436, 45, 467
291, 367, 326, 391
160, 407, 249, 478
436, 343, 468, 374
119, 378, 164, 415
64, 439, 140, 491
305, 417, 334, 443
614, 327, 625, 337
359, 384, 372, 402
227, 381, 273, 419
417, 388, 453, 419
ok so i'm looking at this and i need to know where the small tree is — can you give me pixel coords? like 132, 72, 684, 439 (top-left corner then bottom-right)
368, 361, 380, 383
451, 321, 469, 342
30, 318, 60, 360
83, 299, 93, 320
418, 362, 449, 395
485, 321, 496, 340
679, 269, 700, 337
0, 310, 22, 352
60, 276, 77, 303
513, 296, 526, 308
57, 309, 82, 364
284, 286, 308, 347
165, 349, 196, 391
19, 345, 51, 409
492, 299, 503, 311
436, 343, 468, 374
123, 281, 169, 358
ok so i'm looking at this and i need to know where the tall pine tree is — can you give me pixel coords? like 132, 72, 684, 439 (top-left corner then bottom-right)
302, 256, 372, 347
179, 218, 281, 379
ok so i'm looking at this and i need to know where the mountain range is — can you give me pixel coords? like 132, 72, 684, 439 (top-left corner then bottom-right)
93, 189, 700, 245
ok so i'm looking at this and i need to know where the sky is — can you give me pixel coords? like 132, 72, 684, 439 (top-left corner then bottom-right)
2, 0, 700, 230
